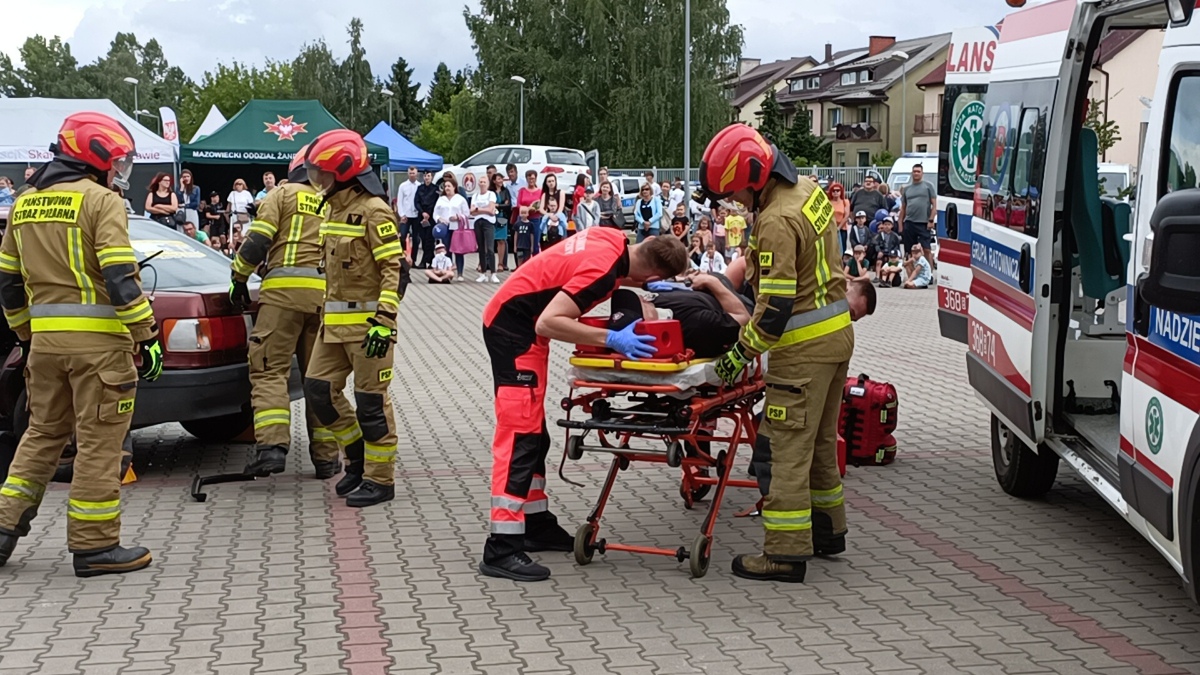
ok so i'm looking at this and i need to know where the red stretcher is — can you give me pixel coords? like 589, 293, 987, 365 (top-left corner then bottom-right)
556, 319, 764, 578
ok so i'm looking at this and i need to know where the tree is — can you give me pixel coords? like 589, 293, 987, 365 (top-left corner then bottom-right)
780, 107, 830, 166
1086, 98, 1122, 161
340, 18, 383, 133
415, 110, 458, 161
0, 35, 93, 98
757, 90, 784, 145
426, 63, 460, 116
870, 150, 895, 167
177, 60, 293, 139
79, 33, 193, 120
292, 39, 343, 109
463, 0, 742, 166
384, 56, 424, 137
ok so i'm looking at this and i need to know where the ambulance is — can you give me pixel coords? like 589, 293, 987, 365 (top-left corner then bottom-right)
959, 0, 1200, 601
935, 24, 1001, 342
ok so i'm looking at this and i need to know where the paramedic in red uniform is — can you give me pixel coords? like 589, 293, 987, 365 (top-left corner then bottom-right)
480, 228, 689, 581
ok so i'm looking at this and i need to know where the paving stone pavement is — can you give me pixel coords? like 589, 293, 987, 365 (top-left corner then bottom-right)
2, 260, 1200, 675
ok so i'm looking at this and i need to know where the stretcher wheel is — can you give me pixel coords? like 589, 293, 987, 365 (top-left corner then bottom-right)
689, 534, 711, 578
566, 435, 584, 461
666, 440, 685, 468
574, 522, 596, 565
680, 472, 712, 507
591, 399, 612, 421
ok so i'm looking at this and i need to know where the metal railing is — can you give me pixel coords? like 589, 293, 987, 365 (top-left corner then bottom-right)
610, 166, 893, 188
913, 113, 940, 135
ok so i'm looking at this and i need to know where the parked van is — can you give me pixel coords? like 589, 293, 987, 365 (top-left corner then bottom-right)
949, 0, 1200, 601
887, 153, 938, 192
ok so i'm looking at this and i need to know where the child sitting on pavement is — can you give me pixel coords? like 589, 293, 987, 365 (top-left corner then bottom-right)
425, 242, 455, 283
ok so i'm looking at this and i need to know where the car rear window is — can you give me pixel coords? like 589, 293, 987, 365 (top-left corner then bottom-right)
129, 218, 243, 290
546, 149, 586, 166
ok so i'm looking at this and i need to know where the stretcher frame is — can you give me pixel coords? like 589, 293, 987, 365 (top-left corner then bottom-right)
556, 364, 763, 578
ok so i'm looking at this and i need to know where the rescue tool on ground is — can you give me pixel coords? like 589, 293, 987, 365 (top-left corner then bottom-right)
699, 122, 857, 583
0, 112, 159, 577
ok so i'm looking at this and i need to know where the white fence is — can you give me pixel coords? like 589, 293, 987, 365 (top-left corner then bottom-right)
610, 166, 894, 188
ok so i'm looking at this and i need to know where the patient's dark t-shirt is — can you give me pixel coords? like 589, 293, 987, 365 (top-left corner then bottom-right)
651, 290, 743, 358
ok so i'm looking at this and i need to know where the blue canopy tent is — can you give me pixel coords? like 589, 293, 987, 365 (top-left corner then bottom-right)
364, 122, 443, 172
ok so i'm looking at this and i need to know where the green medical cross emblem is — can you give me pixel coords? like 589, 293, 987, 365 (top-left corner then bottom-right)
1145, 397, 1164, 455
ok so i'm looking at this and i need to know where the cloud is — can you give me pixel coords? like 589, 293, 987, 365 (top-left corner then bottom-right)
2, 0, 1018, 95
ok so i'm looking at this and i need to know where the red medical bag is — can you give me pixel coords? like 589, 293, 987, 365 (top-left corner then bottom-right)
839, 373, 898, 466
575, 317, 687, 358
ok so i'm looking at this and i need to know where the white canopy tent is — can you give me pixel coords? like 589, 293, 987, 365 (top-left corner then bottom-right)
0, 97, 176, 165
189, 105, 228, 143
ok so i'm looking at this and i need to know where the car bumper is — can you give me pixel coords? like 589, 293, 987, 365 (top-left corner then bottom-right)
132, 357, 303, 427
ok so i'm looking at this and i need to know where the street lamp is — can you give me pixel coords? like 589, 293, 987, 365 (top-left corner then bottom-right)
684, 0, 691, 188
510, 75, 526, 144
381, 88, 395, 129
136, 109, 160, 134
123, 76, 139, 116
889, 51, 911, 154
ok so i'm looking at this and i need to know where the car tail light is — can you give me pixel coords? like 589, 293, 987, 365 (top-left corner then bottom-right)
163, 316, 248, 353
542, 166, 564, 174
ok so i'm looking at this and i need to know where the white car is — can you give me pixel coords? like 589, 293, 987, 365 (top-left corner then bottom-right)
437, 145, 590, 192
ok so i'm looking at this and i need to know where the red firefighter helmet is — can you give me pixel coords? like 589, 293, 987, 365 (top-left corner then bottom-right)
698, 124, 775, 200
57, 112, 137, 183
305, 130, 369, 183
289, 143, 310, 175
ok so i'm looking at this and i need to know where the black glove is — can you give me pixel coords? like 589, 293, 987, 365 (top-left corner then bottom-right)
361, 317, 397, 359
229, 279, 251, 310
137, 337, 164, 382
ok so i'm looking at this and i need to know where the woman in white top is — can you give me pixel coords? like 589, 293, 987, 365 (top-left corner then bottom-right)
699, 241, 727, 274
226, 178, 254, 228
470, 175, 499, 283
433, 176, 471, 281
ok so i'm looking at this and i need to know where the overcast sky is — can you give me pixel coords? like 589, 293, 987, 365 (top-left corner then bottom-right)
1, 0, 1025, 95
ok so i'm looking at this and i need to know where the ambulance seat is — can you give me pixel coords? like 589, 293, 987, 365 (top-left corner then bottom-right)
1099, 196, 1131, 280
1070, 128, 1124, 299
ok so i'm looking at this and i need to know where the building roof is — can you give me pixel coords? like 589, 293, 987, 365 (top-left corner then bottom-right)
1095, 29, 1147, 66
778, 33, 951, 107
916, 60, 947, 88
730, 56, 817, 110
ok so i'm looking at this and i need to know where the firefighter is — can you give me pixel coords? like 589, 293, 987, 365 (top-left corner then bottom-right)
234, 146, 341, 480
700, 124, 855, 583
479, 228, 689, 581
301, 130, 410, 508
0, 112, 163, 577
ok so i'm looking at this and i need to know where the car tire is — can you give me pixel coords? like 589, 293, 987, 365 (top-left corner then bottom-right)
991, 414, 1058, 498
181, 408, 253, 443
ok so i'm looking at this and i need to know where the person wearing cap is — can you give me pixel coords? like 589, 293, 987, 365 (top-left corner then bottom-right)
575, 186, 600, 231
425, 242, 455, 283
698, 123, 855, 583
847, 210, 874, 263
903, 243, 932, 289
845, 245, 870, 282
872, 217, 902, 281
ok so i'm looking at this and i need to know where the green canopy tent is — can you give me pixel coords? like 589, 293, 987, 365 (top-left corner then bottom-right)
180, 100, 390, 202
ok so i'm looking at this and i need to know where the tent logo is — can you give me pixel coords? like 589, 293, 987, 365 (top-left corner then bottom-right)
264, 115, 308, 142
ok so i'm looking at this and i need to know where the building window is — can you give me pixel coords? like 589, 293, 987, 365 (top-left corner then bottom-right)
808, 76, 820, 88
836, 150, 846, 167
860, 70, 873, 82
828, 107, 842, 128
790, 80, 804, 93
917, 144, 928, 152
840, 72, 857, 86
858, 151, 871, 167
857, 106, 871, 125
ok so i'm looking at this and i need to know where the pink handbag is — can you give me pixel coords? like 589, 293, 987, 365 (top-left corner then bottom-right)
450, 215, 477, 254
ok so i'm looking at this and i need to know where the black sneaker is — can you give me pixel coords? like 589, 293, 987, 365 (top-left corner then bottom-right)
524, 525, 574, 553
345, 480, 394, 508
73, 545, 152, 578
313, 460, 342, 480
0, 532, 17, 567
244, 446, 287, 476
479, 552, 551, 582
335, 462, 364, 497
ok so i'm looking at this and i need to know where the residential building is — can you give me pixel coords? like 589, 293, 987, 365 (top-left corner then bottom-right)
778, 34, 951, 167
1088, 29, 1164, 169
727, 56, 818, 127
914, 62, 946, 154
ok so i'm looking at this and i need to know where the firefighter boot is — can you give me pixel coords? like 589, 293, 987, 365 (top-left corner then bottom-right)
479, 552, 551, 582
335, 440, 365, 497
813, 512, 846, 556
345, 480, 394, 508
73, 545, 153, 578
731, 554, 807, 583
312, 458, 342, 481
244, 445, 287, 476
0, 530, 17, 567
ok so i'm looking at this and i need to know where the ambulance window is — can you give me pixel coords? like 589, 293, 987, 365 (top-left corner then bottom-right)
1163, 74, 1200, 193
974, 79, 1056, 237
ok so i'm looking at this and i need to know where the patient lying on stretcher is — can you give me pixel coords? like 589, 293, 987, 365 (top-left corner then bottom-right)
610, 257, 875, 360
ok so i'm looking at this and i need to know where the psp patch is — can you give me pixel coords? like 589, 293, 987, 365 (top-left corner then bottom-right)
758, 251, 774, 269
378, 368, 394, 383
117, 399, 135, 414
376, 222, 397, 238
801, 187, 833, 235
766, 405, 787, 422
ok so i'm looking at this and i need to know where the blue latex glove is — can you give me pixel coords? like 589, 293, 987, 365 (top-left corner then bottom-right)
646, 281, 691, 293
605, 319, 658, 360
